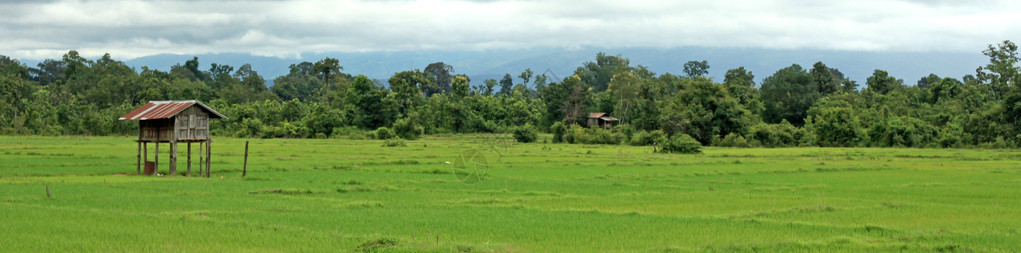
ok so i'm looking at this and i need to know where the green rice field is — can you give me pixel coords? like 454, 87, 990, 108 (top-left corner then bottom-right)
1, 135, 1019, 252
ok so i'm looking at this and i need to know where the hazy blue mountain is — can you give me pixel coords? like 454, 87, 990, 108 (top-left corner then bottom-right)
108, 47, 987, 87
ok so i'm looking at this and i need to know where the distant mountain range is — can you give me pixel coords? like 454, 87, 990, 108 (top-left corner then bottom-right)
19, 47, 990, 87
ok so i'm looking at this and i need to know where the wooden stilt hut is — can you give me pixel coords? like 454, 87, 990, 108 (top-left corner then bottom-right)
120, 100, 226, 177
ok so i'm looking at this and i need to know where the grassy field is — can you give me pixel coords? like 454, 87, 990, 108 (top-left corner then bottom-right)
1, 135, 1020, 252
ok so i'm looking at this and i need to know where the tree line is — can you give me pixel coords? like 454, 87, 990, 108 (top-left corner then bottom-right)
1, 40, 1019, 149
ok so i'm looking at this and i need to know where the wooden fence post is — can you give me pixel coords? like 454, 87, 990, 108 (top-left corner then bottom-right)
242, 141, 249, 177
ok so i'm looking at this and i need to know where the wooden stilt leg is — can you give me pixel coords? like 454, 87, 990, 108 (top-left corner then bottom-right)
143, 142, 148, 175
199, 141, 204, 177
154, 142, 159, 176
205, 140, 211, 178
169, 141, 177, 176
187, 143, 192, 177
136, 141, 141, 175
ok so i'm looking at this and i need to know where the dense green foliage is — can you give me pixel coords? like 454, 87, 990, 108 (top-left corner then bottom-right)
658, 133, 703, 154
512, 124, 538, 143
3, 136, 1021, 251
3, 40, 1021, 148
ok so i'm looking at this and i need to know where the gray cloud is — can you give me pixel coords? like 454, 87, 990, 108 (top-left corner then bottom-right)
1, 0, 1017, 60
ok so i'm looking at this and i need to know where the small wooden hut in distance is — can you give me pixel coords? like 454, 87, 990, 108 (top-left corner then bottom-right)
120, 100, 226, 176
587, 112, 619, 128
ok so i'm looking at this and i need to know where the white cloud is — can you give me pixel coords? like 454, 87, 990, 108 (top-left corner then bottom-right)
0, 0, 1018, 60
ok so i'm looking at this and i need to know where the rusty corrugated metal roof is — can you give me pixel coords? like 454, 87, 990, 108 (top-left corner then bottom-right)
588, 112, 607, 118
119, 100, 227, 120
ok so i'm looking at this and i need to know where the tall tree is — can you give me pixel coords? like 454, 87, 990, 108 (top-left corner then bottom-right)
916, 73, 941, 89
451, 75, 470, 97
574, 52, 632, 92
561, 76, 589, 125
760, 64, 817, 126
482, 79, 497, 96
841, 79, 859, 93
866, 69, 901, 95
313, 57, 342, 102
387, 70, 430, 117
810, 61, 842, 95
423, 62, 454, 96
977, 40, 1019, 99
346, 75, 389, 128
683, 60, 710, 78
184, 57, 207, 81
519, 68, 534, 86
608, 72, 639, 124
0, 55, 30, 79
31, 59, 66, 85
659, 78, 753, 145
209, 63, 234, 81
723, 67, 761, 113
499, 73, 514, 96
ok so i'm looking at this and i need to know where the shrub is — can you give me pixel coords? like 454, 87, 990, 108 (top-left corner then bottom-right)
749, 120, 803, 147
563, 125, 625, 145
382, 137, 406, 147
630, 130, 666, 146
236, 118, 263, 138
614, 124, 635, 142
811, 108, 867, 147
938, 123, 967, 148
331, 126, 366, 140
261, 125, 285, 139
980, 136, 1011, 149
660, 134, 702, 154
867, 116, 939, 148
551, 121, 567, 143
513, 124, 539, 143
564, 124, 584, 144
374, 127, 394, 140
718, 133, 750, 147
586, 127, 625, 145
393, 117, 424, 140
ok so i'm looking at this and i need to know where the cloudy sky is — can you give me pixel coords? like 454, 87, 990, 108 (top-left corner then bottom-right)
1, 0, 1018, 60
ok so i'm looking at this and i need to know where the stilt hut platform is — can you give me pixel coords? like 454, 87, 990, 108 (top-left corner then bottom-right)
120, 100, 226, 176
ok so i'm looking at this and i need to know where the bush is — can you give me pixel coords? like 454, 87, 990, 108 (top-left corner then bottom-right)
614, 124, 635, 142
374, 127, 394, 140
513, 124, 539, 143
382, 137, 407, 147
630, 130, 666, 146
718, 133, 750, 147
331, 126, 366, 140
660, 134, 702, 154
236, 118, 263, 138
551, 121, 567, 143
749, 120, 803, 147
564, 124, 583, 144
811, 107, 867, 147
938, 123, 968, 148
393, 117, 424, 140
563, 125, 625, 145
261, 122, 303, 138
585, 127, 626, 145
867, 116, 939, 148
